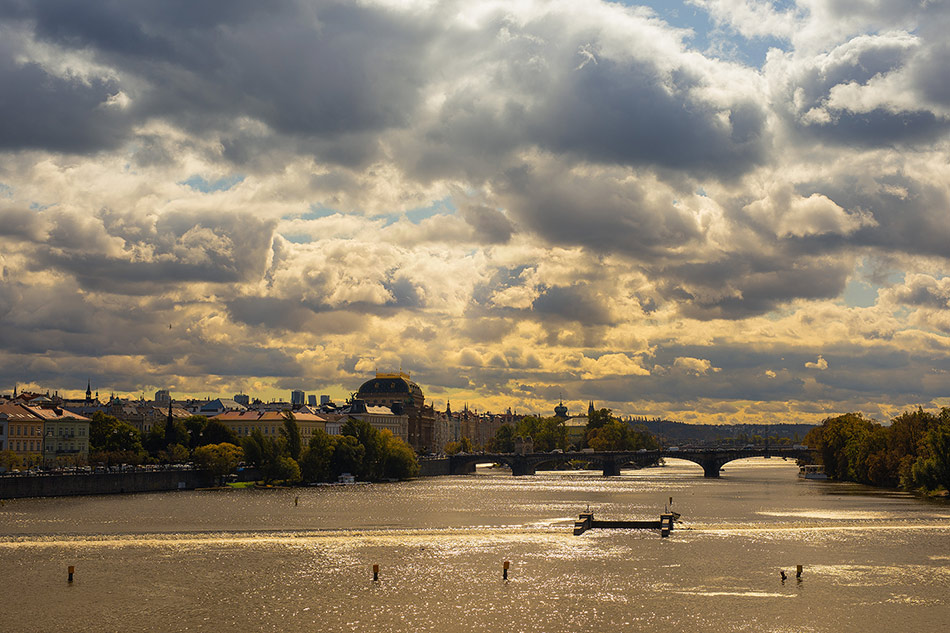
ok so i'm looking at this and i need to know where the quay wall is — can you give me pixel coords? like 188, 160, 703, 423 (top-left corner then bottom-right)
0, 470, 215, 499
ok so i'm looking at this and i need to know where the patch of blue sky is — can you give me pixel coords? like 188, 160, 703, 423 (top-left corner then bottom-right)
620, 0, 793, 67
405, 196, 457, 224
300, 205, 340, 220
0, 182, 12, 198
841, 259, 902, 308
180, 173, 244, 193
29, 201, 55, 211
369, 196, 458, 227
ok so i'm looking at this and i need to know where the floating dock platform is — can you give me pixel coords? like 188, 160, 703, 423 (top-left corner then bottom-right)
573, 512, 678, 536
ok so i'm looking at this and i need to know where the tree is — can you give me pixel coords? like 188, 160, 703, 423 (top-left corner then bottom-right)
300, 430, 336, 482
587, 408, 613, 432
331, 435, 365, 479
379, 430, 419, 480
281, 412, 303, 461
489, 424, 515, 453
924, 412, 950, 491
159, 443, 190, 464
274, 456, 301, 483
342, 417, 384, 480
444, 437, 473, 455
183, 416, 208, 450
804, 413, 875, 480
193, 443, 244, 484
241, 429, 290, 484
201, 420, 238, 446
587, 420, 659, 452
89, 412, 145, 453
0, 450, 23, 470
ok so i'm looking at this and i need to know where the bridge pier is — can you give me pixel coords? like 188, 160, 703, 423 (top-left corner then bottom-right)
700, 459, 723, 478
510, 457, 536, 476
602, 459, 621, 477
448, 458, 476, 475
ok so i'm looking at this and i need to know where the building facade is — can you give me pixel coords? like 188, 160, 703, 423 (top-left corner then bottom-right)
0, 403, 45, 464
211, 410, 327, 442
29, 405, 90, 464
344, 400, 409, 443
356, 372, 433, 452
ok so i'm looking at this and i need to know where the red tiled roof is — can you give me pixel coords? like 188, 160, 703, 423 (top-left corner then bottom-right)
211, 410, 325, 422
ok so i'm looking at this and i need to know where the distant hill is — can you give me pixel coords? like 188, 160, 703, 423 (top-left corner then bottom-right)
626, 418, 817, 446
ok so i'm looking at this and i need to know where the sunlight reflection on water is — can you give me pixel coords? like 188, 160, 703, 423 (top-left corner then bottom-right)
1, 460, 948, 632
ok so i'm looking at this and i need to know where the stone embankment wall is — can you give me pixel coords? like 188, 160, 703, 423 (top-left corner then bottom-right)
0, 470, 215, 499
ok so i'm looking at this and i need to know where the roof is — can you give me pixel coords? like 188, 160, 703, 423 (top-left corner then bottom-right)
200, 398, 247, 412
23, 405, 90, 422
211, 410, 325, 423
357, 376, 423, 398
0, 402, 42, 421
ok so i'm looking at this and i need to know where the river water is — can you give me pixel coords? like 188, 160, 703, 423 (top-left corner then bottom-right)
1, 458, 948, 632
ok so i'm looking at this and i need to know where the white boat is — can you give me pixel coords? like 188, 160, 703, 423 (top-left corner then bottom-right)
799, 465, 828, 480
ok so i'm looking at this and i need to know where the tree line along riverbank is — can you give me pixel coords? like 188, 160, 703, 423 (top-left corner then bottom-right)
804, 408, 950, 494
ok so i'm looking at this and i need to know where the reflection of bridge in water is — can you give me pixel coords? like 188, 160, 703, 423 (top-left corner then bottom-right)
423, 447, 809, 478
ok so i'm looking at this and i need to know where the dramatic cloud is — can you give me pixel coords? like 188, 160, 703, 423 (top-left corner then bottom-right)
2, 0, 950, 424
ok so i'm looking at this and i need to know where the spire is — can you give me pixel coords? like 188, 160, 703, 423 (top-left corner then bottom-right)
446, 399, 452, 417
164, 399, 175, 447
588, 400, 595, 417
85, 380, 92, 403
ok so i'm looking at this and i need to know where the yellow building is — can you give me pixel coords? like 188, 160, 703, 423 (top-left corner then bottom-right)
27, 405, 90, 464
212, 410, 326, 442
0, 403, 45, 465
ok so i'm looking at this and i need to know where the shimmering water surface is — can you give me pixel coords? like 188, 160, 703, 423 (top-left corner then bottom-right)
2, 459, 948, 632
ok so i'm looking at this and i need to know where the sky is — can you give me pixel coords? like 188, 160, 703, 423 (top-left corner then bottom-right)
1, 0, 949, 425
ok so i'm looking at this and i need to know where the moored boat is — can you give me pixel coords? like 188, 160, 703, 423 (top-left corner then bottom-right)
799, 464, 828, 480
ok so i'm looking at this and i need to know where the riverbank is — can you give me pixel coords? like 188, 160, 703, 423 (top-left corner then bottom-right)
0, 469, 214, 498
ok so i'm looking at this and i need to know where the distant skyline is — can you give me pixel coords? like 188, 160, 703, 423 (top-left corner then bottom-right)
2, 1, 949, 424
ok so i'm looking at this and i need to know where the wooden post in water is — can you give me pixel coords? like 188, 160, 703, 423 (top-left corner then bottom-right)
68, 566, 74, 583
503, 561, 510, 580
796, 565, 803, 579
373, 564, 379, 582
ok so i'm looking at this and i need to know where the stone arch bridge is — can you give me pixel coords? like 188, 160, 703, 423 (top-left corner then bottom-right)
439, 447, 810, 478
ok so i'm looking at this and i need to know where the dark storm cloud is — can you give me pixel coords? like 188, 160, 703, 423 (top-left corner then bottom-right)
495, 163, 702, 257
531, 284, 615, 325
1, 0, 431, 163
659, 254, 851, 320
460, 205, 513, 245
0, 279, 178, 358
0, 45, 129, 152
14, 207, 278, 293
0, 206, 46, 240
806, 174, 950, 259
530, 60, 766, 177
886, 275, 950, 310
797, 109, 947, 148
180, 344, 304, 379
781, 31, 950, 147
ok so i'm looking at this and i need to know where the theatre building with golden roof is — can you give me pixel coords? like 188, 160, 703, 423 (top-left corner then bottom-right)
356, 371, 435, 452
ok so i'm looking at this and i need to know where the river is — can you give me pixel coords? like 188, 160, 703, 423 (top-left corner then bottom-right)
1, 458, 948, 632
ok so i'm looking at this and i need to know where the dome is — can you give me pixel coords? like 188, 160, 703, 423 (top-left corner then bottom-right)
357, 372, 423, 403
